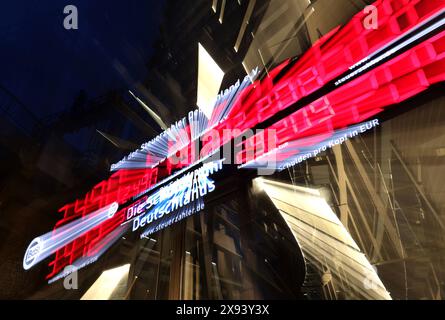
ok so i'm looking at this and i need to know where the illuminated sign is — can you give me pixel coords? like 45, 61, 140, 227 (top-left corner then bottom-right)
129, 159, 223, 233
110, 69, 259, 172
23, 202, 119, 270
23, 0, 445, 282
23, 159, 223, 276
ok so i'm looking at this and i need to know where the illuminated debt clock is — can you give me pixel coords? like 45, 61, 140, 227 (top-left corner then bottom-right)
23, 0, 445, 283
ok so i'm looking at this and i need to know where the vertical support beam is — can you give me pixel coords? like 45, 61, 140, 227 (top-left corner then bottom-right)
200, 212, 220, 299
332, 146, 348, 227
345, 140, 404, 258
390, 141, 445, 231
168, 223, 185, 299
326, 152, 383, 261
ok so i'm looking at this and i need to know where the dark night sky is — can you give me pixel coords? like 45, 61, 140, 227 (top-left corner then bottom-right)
0, 0, 165, 120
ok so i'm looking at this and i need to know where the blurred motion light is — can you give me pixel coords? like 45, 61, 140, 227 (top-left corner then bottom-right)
81, 264, 130, 300
197, 43, 225, 119
255, 178, 391, 300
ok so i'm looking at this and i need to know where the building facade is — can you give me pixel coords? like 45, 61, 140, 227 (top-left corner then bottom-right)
3, 0, 445, 300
